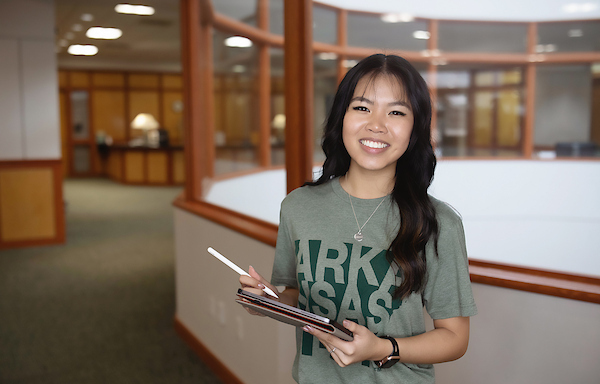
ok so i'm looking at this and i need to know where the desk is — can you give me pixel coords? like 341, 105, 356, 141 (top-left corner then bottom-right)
103, 144, 185, 185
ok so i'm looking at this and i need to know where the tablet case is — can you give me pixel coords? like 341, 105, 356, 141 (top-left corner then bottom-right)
236, 289, 353, 341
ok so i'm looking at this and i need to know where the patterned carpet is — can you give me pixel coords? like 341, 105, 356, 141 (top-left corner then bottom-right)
0, 179, 222, 384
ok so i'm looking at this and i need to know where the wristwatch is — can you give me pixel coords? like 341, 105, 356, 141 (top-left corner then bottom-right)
375, 336, 400, 368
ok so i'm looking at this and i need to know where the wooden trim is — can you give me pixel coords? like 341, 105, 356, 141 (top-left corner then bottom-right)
0, 159, 66, 250
257, 0, 271, 168
469, 259, 600, 304
174, 316, 244, 384
284, 0, 314, 193
173, 196, 278, 247
213, 13, 283, 47
181, 0, 206, 200
173, 196, 600, 304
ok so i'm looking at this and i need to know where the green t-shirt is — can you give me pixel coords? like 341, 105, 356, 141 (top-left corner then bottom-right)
271, 178, 477, 384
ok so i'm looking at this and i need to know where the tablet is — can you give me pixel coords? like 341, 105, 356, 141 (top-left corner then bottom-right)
236, 289, 353, 341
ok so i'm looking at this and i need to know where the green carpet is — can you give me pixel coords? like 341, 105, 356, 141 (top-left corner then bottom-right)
0, 179, 222, 384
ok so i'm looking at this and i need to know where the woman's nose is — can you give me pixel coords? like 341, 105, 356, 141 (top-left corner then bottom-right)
367, 114, 386, 133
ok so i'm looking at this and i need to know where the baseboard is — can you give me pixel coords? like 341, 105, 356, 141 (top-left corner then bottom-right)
174, 315, 245, 384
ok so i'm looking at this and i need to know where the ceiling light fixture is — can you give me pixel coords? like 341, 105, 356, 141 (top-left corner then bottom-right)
86, 27, 123, 40
413, 30, 431, 40
115, 4, 155, 16
81, 13, 94, 22
72, 24, 83, 32
224, 36, 252, 48
68, 44, 98, 56
381, 13, 414, 23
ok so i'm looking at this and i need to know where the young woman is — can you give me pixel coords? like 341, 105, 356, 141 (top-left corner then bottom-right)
240, 54, 477, 383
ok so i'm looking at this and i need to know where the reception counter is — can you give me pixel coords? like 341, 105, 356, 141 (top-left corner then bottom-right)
102, 144, 185, 186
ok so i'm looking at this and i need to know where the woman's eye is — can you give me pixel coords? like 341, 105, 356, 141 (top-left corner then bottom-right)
353, 106, 369, 112
390, 110, 407, 116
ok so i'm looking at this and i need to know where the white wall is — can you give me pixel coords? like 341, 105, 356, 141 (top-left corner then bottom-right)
174, 208, 600, 384
205, 160, 600, 277
0, 0, 60, 160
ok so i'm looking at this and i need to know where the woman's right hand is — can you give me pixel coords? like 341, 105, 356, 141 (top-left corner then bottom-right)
239, 266, 280, 316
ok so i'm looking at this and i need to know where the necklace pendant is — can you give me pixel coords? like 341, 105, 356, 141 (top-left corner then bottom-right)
354, 232, 363, 242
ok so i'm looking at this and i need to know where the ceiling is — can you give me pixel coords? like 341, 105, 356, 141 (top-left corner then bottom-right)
54, 0, 600, 72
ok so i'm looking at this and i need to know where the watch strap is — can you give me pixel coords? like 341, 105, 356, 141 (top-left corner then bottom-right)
375, 336, 400, 368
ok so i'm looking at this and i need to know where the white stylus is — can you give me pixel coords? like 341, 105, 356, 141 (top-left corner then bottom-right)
207, 247, 279, 299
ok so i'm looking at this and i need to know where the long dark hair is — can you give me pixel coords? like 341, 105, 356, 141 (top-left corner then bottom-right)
307, 54, 439, 300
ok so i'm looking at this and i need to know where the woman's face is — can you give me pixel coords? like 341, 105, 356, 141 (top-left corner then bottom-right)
342, 74, 414, 177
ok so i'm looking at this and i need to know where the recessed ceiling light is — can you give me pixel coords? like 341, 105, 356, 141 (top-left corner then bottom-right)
72, 24, 83, 32
381, 13, 414, 23
65, 32, 75, 40
224, 36, 252, 48
115, 4, 155, 16
413, 30, 431, 40
81, 13, 94, 22
68, 44, 98, 56
58, 39, 69, 47
86, 27, 123, 40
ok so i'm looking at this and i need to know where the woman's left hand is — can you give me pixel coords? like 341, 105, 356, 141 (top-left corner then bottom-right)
303, 320, 392, 367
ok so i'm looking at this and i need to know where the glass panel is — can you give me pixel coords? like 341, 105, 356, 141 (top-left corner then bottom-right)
212, 0, 257, 26
271, 47, 285, 166
73, 145, 91, 174
313, 5, 337, 44
70, 90, 89, 140
435, 65, 524, 157
347, 12, 428, 51
534, 65, 600, 158
269, 0, 284, 35
438, 21, 528, 53
537, 21, 600, 53
313, 54, 338, 164
213, 29, 260, 175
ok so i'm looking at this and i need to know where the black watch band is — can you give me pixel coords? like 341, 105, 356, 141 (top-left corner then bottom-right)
375, 336, 400, 368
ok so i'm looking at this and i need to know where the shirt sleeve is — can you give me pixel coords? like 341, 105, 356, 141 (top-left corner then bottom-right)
422, 206, 478, 320
270, 199, 299, 289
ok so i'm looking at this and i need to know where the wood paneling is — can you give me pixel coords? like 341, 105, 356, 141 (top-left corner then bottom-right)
128, 91, 160, 138
128, 73, 160, 88
0, 168, 55, 241
124, 151, 145, 183
162, 91, 184, 142
69, 71, 90, 88
92, 73, 125, 87
92, 90, 127, 141
172, 150, 185, 184
147, 151, 168, 183
162, 74, 183, 89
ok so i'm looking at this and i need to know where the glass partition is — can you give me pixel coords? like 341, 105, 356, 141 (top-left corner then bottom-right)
269, 0, 284, 35
347, 12, 429, 51
438, 21, 528, 52
271, 47, 285, 166
213, 30, 260, 175
313, 4, 337, 44
313, 54, 338, 163
537, 21, 600, 53
534, 64, 599, 158
212, 0, 257, 26
435, 65, 524, 157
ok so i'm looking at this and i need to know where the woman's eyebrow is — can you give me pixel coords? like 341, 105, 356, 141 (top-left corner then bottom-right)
351, 96, 411, 109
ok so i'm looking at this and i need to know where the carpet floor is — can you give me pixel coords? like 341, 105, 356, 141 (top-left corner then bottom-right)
0, 178, 222, 384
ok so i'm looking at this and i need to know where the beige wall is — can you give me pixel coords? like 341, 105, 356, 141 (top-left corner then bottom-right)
175, 208, 600, 384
